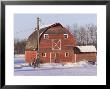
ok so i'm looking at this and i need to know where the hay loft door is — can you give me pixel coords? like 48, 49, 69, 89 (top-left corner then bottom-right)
52, 39, 61, 50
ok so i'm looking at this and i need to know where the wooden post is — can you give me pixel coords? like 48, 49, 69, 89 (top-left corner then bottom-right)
37, 17, 40, 53
75, 54, 76, 63
33, 17, 40, 68
37, 17, 40, 67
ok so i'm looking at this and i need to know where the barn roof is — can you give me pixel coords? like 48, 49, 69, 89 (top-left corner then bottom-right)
40, 23, 56, 29
25, 23, 70, 50
76, 45, 97, 52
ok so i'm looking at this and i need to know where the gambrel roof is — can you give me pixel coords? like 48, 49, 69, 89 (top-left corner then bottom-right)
25, 23, 70, 50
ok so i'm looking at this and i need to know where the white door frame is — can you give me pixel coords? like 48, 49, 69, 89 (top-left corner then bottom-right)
50, 52, 51, 63
50, 52, 60, 63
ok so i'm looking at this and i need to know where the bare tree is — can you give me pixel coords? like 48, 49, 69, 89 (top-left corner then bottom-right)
86, 24, 97, 47
67, 23, 97, 47
14, 39, 26, 54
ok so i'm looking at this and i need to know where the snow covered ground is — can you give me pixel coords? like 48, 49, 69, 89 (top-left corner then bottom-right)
14, 54, 97, 76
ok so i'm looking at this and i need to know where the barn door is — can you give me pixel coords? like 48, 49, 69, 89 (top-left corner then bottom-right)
52, 39, 61, 50
51, 52, 60, 63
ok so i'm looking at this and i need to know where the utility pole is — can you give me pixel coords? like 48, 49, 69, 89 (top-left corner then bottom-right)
86, 25, 88, 46
33, 17, 40, 68
37, 17, 40, 53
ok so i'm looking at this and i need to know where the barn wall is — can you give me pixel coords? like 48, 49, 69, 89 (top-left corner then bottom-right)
39, 34, 76, 51
36, 33, 76, 63
25, 51, 37, 63
40, 52, 50, 63
40, 51, 75, 63
25, 51, 75, 63
25, 51, 96, 63
76, 53, 97, 62
59, 51, 74, 62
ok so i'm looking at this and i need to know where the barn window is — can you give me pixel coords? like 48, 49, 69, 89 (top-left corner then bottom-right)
44, 34, 49, 39
65, 52, 69, 57
64, 34, 68, 39
42, 53, 46, 57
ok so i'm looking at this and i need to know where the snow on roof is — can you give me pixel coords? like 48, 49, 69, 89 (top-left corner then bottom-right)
40, 23, 62, 29
76, 45, 96, 52
40, 24, 53, 29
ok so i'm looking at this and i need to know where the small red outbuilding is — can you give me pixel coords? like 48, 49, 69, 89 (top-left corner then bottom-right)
74, 45, 97, 62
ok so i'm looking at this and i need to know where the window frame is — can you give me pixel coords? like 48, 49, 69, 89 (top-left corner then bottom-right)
64, 34, 68, 39
42, 53, 46, 57
65, 52, 69, 57
44, 34, 49, 39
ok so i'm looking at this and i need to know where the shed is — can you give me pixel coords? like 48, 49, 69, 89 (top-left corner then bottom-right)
74, 45, 97, 62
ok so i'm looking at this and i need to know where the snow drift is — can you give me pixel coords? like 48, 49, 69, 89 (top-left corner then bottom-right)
14, 55, 97, 76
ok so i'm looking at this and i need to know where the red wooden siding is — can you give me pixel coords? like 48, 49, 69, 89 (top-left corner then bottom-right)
25, 51, 37, 63
75, 53, 96, 62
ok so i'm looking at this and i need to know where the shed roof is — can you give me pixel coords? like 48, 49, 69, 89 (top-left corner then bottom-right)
76, 45, 97, 52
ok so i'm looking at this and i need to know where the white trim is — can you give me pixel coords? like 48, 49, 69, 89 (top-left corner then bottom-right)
52, 39, 61, 50
65, 52, 69, 57
42, 53, 46, 57
44, 34, 49, 39
54, 53, 56, 57
50, 52, 51, 63
50, 52, 55, 63
64, 34, 68, 39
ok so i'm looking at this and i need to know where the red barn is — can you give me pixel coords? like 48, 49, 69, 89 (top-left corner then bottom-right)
25, 23, 96, 64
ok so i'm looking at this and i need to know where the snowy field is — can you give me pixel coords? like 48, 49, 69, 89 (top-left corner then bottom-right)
14, 54, 97, 76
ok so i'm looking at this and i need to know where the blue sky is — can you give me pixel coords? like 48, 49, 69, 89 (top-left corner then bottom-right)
14, 14, 97, 40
